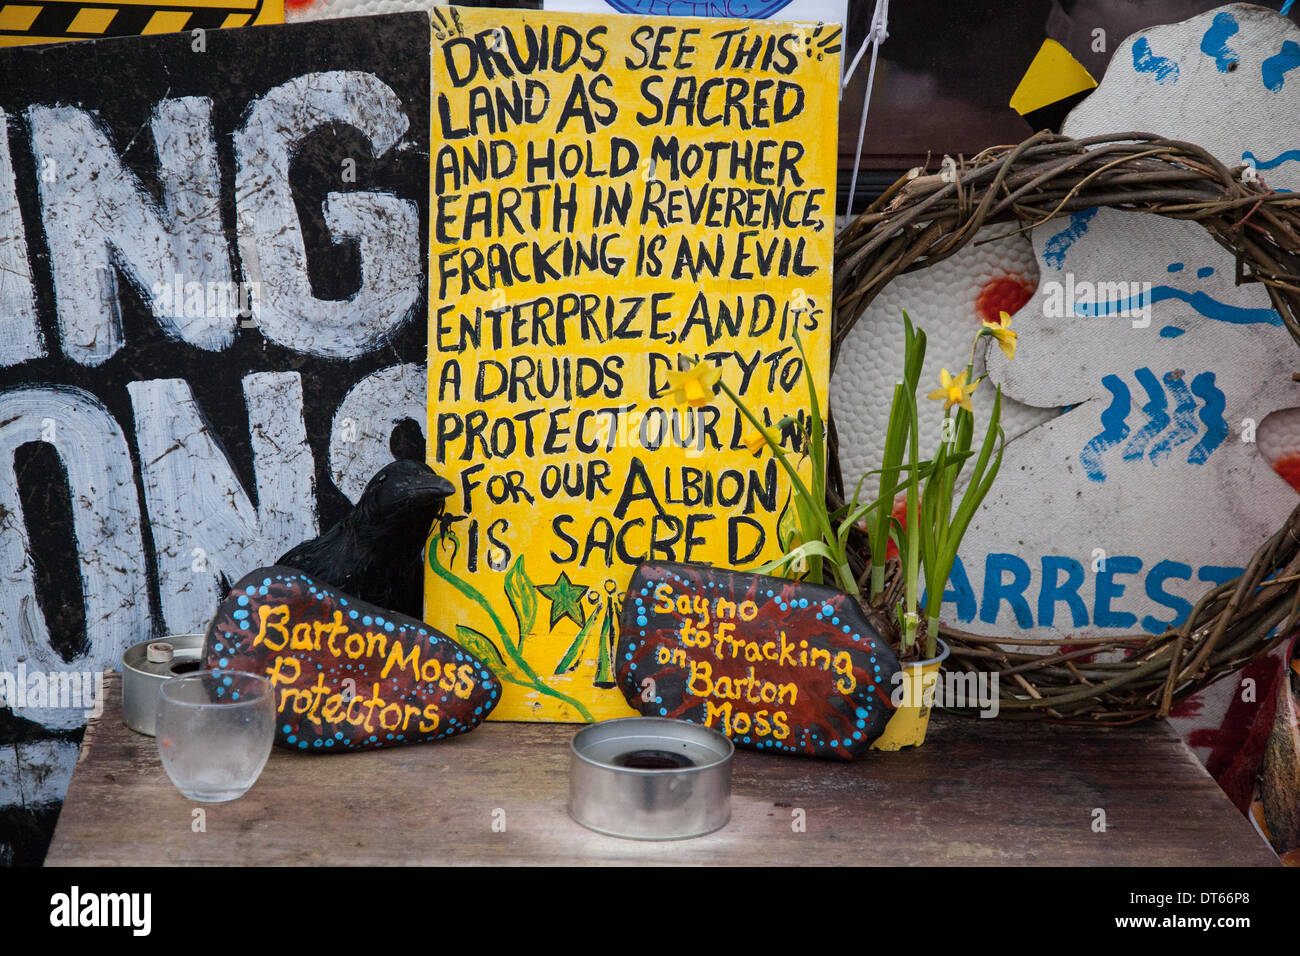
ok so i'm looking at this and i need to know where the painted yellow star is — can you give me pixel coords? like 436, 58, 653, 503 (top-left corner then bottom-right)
927, 368, 978, 413
982, 310, 1018, 361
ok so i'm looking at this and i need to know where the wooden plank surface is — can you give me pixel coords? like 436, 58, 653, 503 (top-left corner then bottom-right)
45, 673, 1279, 866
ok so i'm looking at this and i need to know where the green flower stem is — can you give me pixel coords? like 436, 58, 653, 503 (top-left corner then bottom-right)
871, 383, 907, 602
902, 385, 922, 654
714, 380, 857, 595
871, 316, 927, 605
428, 536, 595, 723
967, 327, 990, 372
926, 616, 941, 657
791, 327, 827, 586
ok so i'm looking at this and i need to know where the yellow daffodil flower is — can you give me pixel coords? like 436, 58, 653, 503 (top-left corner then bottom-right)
665, 361, 720, 407
742, 425, 781, 455
982, 310, 1017, 361
927, 368, 977, 412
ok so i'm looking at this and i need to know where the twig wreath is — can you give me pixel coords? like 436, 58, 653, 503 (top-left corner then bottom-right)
830, 130, 1300, 723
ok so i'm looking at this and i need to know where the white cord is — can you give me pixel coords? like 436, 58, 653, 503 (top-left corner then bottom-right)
845, 0, 889, 217
842, 0, 889, 86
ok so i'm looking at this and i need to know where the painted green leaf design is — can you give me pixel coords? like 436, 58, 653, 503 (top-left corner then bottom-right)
504, 556, 538, 645
455, 625, 523, 684
554, 602, 601, 675
454, 624, 505, 670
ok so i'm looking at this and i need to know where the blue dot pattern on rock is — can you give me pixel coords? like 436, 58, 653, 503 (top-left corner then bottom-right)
617, 561, 903, 760
203, 566, 501, 753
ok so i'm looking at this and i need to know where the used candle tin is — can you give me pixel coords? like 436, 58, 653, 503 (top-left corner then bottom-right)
121, 634, 207, 736
568, 716, 733, 840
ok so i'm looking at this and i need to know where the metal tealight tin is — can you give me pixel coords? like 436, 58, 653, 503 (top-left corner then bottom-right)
121, 634, 207, 736
568, 716, 733, 840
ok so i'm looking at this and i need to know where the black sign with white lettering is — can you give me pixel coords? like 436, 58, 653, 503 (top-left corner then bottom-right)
0, 14, 429, 856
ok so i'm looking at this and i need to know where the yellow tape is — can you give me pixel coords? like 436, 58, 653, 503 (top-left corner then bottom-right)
0, 5, 42, 31
66, 6, 116, 31
0, 0, 281, 46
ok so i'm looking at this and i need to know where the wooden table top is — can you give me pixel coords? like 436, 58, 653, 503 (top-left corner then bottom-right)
45, 672, 1279, 866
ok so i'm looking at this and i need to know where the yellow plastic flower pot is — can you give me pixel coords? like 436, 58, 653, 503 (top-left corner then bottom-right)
871, 638, 950, 751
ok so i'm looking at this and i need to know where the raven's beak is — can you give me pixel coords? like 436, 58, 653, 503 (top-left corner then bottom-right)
411, 473, 455, 503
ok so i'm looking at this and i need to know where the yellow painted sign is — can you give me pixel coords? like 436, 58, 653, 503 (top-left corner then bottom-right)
0, 0, 282, 48
427, 5, 838, 722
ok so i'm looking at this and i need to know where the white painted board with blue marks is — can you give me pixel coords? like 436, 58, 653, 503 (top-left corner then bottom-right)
951, 4, 1300, 644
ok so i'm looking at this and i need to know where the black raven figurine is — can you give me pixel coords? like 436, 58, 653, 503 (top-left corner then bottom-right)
276, 459, 455, 619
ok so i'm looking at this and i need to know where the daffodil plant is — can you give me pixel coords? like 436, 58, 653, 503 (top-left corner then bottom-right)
662, 310, 1012, 662
877, 310, 1011, 659
665, 329, 852, 595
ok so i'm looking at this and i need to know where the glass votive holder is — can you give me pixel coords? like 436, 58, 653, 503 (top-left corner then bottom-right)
155, 670, 275, 802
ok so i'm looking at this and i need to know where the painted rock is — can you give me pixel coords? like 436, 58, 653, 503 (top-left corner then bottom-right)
204, 567, 500, 752
617, 562, 901, 760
